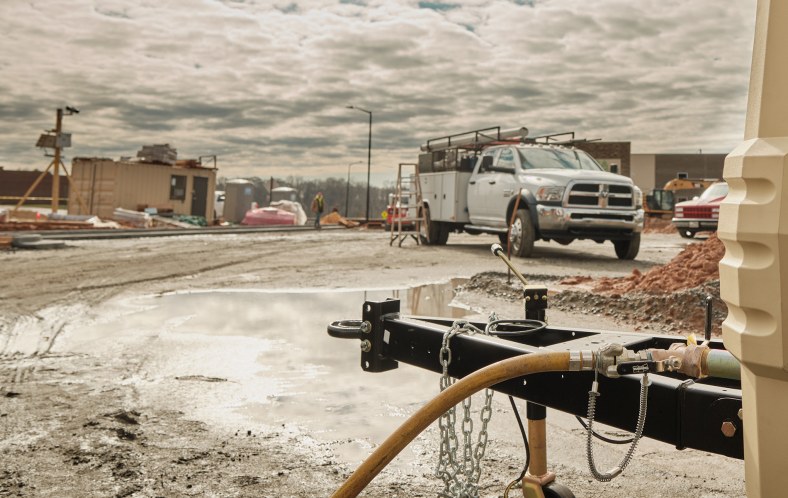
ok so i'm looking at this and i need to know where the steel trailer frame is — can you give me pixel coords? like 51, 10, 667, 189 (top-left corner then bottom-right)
354, 298, 743, 460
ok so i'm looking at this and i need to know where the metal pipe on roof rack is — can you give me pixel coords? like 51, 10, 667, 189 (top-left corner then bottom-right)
420, 126, 528, 152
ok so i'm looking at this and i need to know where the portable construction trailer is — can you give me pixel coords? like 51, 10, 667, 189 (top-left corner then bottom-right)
67, 157, 217, 223
223, 179, 258, 223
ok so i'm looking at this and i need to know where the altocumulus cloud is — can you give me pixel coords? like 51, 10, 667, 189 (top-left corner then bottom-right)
0, 0, 755, 182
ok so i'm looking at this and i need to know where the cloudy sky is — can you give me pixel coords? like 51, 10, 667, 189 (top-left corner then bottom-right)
0, 0, 756, 185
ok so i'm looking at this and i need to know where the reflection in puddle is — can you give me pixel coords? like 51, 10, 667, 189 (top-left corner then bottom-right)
55, 279, 470, 467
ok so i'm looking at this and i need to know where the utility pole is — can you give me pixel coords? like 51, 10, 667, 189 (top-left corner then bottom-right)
346, 160, 362, 217
16, 106, 78, 214
346, 105, 373, 223
51, 108, 63, 213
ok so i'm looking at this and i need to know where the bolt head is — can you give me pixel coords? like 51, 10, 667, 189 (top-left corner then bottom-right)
721, 420, 737, 438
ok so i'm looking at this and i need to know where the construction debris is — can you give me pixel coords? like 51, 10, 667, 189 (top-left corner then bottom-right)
152, 215, 196, 229
113, 208, 152, 228
321, 211, 359, 228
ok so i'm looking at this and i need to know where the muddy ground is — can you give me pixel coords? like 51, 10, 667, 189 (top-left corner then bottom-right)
0, 229, 743, 497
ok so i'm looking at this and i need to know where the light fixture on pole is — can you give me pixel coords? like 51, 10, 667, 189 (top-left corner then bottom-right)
346, 105, 372, 223
345, 160, 363, 217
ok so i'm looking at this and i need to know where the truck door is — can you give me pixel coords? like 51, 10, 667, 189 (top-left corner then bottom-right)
467, 148, 499, 225
487, 147, 519, 227
468, 147, 518, 228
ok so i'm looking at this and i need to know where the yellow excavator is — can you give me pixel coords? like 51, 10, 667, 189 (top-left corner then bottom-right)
643, 177, 719, 218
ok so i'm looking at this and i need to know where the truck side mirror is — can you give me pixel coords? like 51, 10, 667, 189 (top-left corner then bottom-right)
481, 156, 493, 171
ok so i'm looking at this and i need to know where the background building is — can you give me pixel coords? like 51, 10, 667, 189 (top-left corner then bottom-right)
68, 157, 217, 222
0, 167, 69, 206
631, 153, 727, 193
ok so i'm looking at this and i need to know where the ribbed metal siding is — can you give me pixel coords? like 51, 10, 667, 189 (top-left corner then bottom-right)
69, 159, 216, 221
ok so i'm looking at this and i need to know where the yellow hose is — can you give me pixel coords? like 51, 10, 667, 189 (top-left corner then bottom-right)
331, 351, 572, 498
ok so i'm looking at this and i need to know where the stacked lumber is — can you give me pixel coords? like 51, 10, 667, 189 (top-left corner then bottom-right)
137, 144, 177, 165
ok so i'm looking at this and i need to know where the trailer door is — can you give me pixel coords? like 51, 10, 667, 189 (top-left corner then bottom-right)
191, 176, 208, 217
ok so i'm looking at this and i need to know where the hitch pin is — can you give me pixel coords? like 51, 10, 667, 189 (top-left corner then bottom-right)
491, 243, 528, 287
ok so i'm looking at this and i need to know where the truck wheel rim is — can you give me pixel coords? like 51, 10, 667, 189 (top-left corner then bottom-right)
511, 219, 522, 250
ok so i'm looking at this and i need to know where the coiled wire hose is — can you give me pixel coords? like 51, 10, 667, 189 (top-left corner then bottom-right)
585, 373, 649, 481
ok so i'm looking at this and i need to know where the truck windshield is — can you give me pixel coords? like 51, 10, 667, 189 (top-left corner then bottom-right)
700, 183, 728, 200
518, 148, 603, 171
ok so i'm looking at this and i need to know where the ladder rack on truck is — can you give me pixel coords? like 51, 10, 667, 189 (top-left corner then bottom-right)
418, 126, 529, 175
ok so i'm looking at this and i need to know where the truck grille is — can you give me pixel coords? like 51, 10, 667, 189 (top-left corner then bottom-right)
566, 183, 633, 208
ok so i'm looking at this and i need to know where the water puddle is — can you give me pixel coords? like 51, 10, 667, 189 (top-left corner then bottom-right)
53, 279, 471, 467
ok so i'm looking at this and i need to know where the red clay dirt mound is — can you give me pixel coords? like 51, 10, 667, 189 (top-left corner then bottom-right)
465, 237, 728, 335
587, 234, 725, 295
643, 217, 677, 234
555, 234, 727, 334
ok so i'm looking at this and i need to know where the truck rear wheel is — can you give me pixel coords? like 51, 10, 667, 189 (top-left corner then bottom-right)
510, 209, 535, 257
614, 233, 640, 260
419, 206, 448, 245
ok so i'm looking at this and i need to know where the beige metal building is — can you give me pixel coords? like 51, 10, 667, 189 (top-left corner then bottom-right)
67, 157, 217, 223
630, 153, 727, 193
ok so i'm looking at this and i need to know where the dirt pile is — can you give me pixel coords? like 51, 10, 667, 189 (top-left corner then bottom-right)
559, 235, 726, 334
464, 236, 728, 335
591, 234, 725, 295
643, 217, 676, 234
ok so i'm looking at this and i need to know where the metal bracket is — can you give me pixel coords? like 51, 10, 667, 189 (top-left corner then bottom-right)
360, 299, 400, 372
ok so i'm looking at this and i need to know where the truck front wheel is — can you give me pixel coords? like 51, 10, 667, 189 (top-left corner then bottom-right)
510, 209, 535, 257
613, 233, 640, 260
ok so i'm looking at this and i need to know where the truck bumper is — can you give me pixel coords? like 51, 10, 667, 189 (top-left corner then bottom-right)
536, 204, 644, 236
672, 218, 719, 231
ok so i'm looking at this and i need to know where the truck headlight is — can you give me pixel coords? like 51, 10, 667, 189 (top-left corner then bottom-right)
633, 186, 643, 207
536, 186, 565, 202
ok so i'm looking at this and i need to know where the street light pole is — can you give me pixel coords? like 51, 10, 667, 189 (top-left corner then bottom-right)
346, 105, 372, 223
346, 160, 362, 217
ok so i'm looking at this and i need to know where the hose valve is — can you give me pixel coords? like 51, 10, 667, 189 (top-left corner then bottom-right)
595, 343, 682, 378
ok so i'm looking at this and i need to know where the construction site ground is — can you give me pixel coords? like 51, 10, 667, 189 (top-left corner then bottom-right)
0, 229, 743, 497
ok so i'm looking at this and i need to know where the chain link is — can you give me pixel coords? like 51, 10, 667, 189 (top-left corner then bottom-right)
436, 317, 496, 498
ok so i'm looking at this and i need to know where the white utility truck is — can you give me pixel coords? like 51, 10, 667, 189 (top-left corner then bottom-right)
418, 126, 644, 259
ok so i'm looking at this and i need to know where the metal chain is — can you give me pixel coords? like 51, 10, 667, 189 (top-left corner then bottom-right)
436, 317, 496, 498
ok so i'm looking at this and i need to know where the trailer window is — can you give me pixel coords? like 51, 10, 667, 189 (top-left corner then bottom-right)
518, 148, 603, 171
170, 175, 187, 201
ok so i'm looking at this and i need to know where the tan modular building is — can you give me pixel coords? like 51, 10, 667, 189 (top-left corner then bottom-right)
67, 157, 217, 223
630, 153, 727, 193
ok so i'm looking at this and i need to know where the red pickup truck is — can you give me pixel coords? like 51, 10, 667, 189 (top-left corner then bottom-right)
672, 181, 728, 238
383, 194, 415, 231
